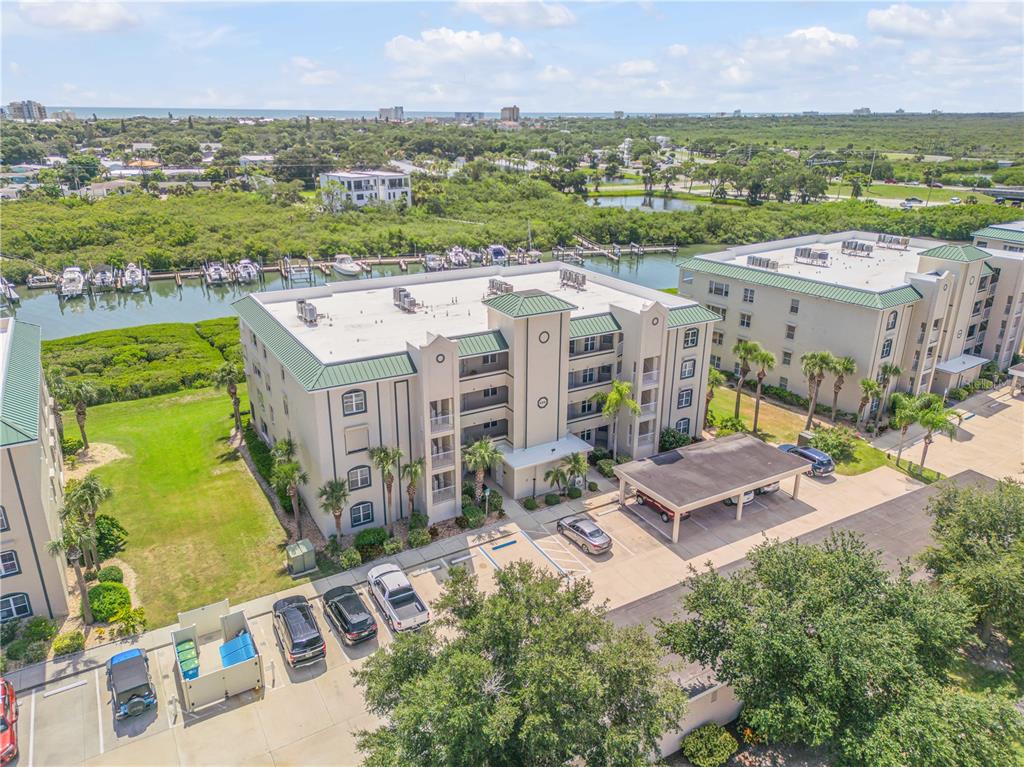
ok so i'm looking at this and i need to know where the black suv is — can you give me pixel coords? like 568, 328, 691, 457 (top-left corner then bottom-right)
272, 596, 326, 668
323, 586, 378, 645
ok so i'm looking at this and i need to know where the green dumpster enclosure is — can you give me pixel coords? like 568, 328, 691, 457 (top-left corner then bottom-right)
286, 538, 317, 577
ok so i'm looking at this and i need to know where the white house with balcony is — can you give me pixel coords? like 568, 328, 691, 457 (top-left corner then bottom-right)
318, 169, 412, 210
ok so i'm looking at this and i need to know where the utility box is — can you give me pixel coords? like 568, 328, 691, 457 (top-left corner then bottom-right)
796, 430, 815, 448
286, 538, 317, 577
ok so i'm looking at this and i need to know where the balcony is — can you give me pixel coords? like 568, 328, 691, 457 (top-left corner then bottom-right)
460, 354, 509, 378
461, 386, 509, 413
569, 337, 616, 358
637, 432, 656, 446
568, 404, 599, 421
431, 450, 455, 469
430, 414, 453, 433
568, 369, 613, 390
640, 402, 657, 417
432, 486, 456, 504
462, 419, 509, 446
641, 370, 660, 387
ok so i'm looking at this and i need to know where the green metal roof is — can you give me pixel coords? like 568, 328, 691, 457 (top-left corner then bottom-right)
569, 313, 621, 339
972, 225, 1024, 244
482, 289, 576, 318
233, 296, 416, 391
1, 321, 42, 448
919, 244, 991, 263
454, 331, 508, 358
667, 305, 722, 328
682, 259, 923, 310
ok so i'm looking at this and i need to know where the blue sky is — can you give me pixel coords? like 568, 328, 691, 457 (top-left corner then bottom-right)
2, 1, 1021, 113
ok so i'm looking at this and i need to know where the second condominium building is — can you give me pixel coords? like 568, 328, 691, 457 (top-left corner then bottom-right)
235, 263, 718, 536
677, 226, 1024, 415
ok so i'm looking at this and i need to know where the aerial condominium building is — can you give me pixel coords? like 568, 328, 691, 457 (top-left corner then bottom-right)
318, 169, 412, 209
677, 228, 1024, 415
0, 319, 68, 622
235, 263, 718, 536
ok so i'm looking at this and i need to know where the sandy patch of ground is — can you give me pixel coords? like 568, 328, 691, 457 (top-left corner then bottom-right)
65, 442, 128, 481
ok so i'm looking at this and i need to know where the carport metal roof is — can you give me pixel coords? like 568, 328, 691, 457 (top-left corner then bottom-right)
613, 434, 812, 541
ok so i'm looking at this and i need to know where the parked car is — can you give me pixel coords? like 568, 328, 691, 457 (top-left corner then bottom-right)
779, 444, 836, 476
756, 481, 780, 495
0, 678, 17, 765
635, 490, 689, 523
367, 564, 430, 632
556, 515, 612, 554
949, 196, 962, 204
272, 595, 327, 667
723, 489, 756, 507
928, 182, 943, 188
899, 201, 914, 210
323, 586, 377, 645
905, 196, 924, 204
106, 649, 157, 720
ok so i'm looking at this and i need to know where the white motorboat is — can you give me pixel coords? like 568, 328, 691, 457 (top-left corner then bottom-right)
204, 261, 230, 285
59, 267, 85, 299
332, 254, 362, 276
121, 262, 148, 291
487, 244, 509, 264
423, 254, 443, 272
88, 264, 116, 291
26, 274, 51, 289
235, 259, 260, 283
446, 247, 469, 268
0, 277, 19, 304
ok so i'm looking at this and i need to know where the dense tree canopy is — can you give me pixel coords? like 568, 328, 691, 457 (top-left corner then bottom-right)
354, 561, 687, 767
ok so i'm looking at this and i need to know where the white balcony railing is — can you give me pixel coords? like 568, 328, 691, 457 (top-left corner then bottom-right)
430, 414, 453, 433
432, 486, 456, 504
641, 370, 660, 387
640, 402, 657, 417
431, 450, 455, 469
638, 432, 656, 445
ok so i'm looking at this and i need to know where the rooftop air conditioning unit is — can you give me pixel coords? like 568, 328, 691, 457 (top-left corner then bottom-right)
295, 299, 306, 318
301, 301, 318, 324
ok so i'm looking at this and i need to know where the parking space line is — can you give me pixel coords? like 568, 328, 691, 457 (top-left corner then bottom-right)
583, 512, 635, 557
478, 543, 502, 570
27, 690, 34, 767
622, 505, 674, 541
534, 524, 590, 574
95, 668, 104, 754
42, 679, 87, 697
521, 529, 567, 575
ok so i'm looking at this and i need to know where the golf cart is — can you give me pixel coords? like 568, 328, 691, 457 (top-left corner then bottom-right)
107, 649, 157, 720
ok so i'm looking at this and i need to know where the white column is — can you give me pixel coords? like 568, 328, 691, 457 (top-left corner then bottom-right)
735, 493, 745, 522
672, 506, 682, 543
618, 477, 627, 506
792, 473, 802, 501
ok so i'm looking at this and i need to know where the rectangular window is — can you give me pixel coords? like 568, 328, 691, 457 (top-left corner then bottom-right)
282, 396, 289, 416
0, 506, 7, 533
880, 338, 892, 358
707, 305, 727, 321
342, 390, 367, 416
483, 387, 499, 398
733, 362, 741, 376
682, 328, 699, 348
0, 594, 31, 622
742, 288, 755, 304
350, 502, 374, 527
580, 368, 596, 385
0, 551, 20, 578
779, 377, 789, 390
580, 399, 595, 415
677, 389, 693, 408
710, 354, 722, 369
481, 353, 498, 365
582, 337, 596, 353
739, 313, 752, 329
679, 358, 696, 379
782, 351, 792, 366
675, 417, 691, 433
348, 466, 371, 490
579, 429, 593, 442
790, 299, 800, 315
708, 280, 730, 297
785, 324, 796, 340
712, 330, 724, 346
966, 324, 977, 339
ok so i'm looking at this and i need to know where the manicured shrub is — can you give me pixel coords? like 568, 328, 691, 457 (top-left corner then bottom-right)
61, 437, 84, 457
587, 481, 599, 492
973, 377, 994, 391
97, 565, 124, 583
95, 514, 128, 560
544, 493, 561, 506
588, 447, 611, 465
614, 454, 631, 464
659, 427, 692, 452
714, 415, 747, 436
454, 515, 469, 529
354, 527, 389, 551
596, 459, 615, 478
87, 582, 132, 623
809, 424, 857, 463
52, 631, 86, 656
3, 639, 30, 661
339, 547, 362, 570
522, 497, 538, 511
680, 723, 739, 767
383, 537, 404, 555
463, 504, 486, 528
23, 617, 57, 643
408, 511, 428, 531
567, 486, 582, 499
486, 493, 503, 513
22, 642, 47, 665
0, 620, 19, 646
408, 529, 432, 548
113, 607, 147, 637
948, 387, 968, 401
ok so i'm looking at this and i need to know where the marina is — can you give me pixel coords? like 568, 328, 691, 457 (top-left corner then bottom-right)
586, 194, 698, 212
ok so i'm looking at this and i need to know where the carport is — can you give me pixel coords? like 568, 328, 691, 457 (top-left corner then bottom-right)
613, 434, 812, 542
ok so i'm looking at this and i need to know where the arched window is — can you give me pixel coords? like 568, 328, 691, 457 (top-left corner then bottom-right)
348, 465, 372, 490
0, 593, 31, 622
886, 311, 898, 331
342, 389, 367, 416
682, 328, 699, 348
675, 417, 691, 433
350, 502, 374, 527
880, 339, 892, 358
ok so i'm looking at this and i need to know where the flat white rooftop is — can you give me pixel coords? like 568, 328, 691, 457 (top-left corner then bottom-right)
708, 234, 936, 291
254, 264, 695, 365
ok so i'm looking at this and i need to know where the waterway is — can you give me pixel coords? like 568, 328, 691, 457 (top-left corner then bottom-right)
586, 195, 698, 212
4, 249, 719, 339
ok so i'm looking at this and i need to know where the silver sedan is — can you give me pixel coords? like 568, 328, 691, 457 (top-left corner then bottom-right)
556, 515, 613, 555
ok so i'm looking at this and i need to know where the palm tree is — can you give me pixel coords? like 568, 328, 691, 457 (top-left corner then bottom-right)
62, 381, 96, 451
890, 392, 921, 467
828, 356, 857, 423
272, 440, 308, 542
317, 479, 349, 539
463, 438, 501, 503
874, 363, 903, 433
65, 472, 111, 567
704, 368, 726, 428
800, 351, 835, 430
732, 340, 762, 419
561, 451, 589, 491
214, 361, 244, 434
544, 465, 568, 494
917, 398, 959, 474
47, 514, 97, 624
750, 349, 776, 435
595, 379, 641, 459
401, 457, 425, 516
856, 378, 882, 428
369, 446, 404, 532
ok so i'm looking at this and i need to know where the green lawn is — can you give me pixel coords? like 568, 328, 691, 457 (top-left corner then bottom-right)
827, 182, 996, 203
66, 386, 296, 627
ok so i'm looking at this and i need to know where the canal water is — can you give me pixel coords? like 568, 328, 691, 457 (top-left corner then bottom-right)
586, 195, 697, 212
5, 251, 705, 339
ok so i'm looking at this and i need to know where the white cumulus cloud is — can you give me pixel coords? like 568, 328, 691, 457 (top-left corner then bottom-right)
617, 58, 658, 77
386, 27, 531, 69
538, 64, 572, 82
868, 2, 1023, 40
288, 56, 338, 86
18, 0, 137, 33
667, 44, 689, 58
457, 1, 576, 29
785, 26, 859, 54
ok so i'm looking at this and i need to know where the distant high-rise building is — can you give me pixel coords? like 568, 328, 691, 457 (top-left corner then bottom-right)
852, 107, 871, 115
732, 109, 742, 117
51, 110, 77, 121
6, 100, 47, 121
613, 110, 625, 120
453, 111, 485, 123
500, 105, 520, 122
378, 106, 404, 122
